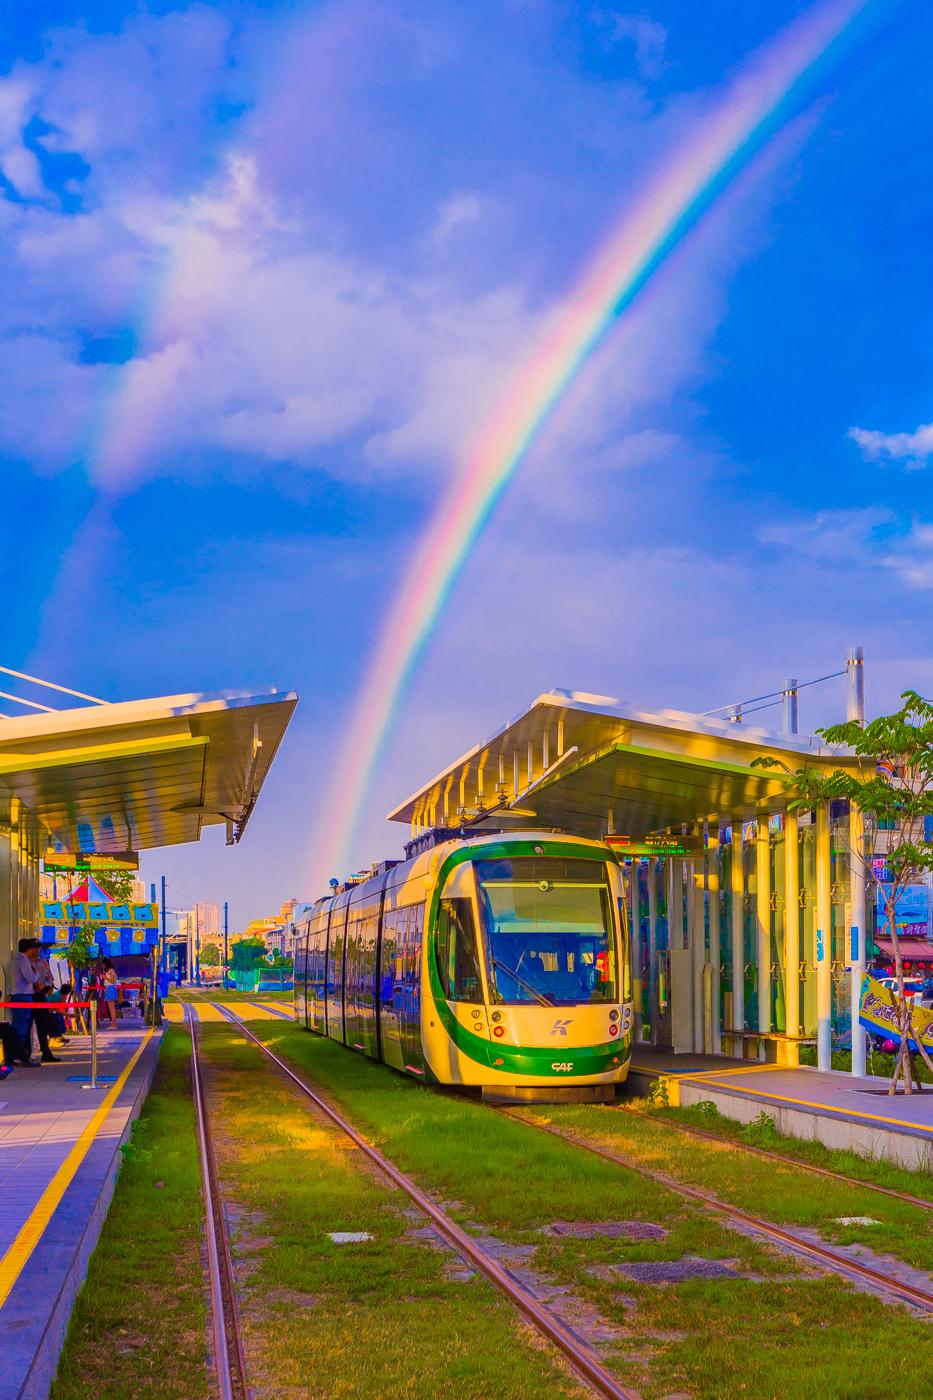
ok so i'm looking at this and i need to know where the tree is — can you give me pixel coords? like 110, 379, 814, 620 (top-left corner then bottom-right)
200, 944, 220, 968
93, 869, 137, 904
756, 691, 933, 1095
230, 938, 266, 971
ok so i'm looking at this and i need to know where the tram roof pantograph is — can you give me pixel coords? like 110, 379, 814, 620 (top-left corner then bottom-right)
387, 690, 866, 841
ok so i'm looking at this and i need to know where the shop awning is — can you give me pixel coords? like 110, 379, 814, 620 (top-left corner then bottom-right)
873, 938, 933, 960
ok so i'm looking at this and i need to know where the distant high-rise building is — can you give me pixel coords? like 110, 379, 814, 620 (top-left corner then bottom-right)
195, 901, 221, 938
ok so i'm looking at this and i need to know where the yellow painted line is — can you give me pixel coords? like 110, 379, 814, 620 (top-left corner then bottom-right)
681, 1074, 933, 1136
661, 1064, 780, 1080
220, 1003, 285, 1020
0, 1030, 156, 1309
186, 1002, 227, 1022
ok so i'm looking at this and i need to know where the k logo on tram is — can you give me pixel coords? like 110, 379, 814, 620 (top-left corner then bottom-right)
550, 1019, 573, 1036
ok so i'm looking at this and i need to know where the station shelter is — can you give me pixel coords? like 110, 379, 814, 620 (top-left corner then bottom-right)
387, 687, 887, 1075
0, 687, 296, 984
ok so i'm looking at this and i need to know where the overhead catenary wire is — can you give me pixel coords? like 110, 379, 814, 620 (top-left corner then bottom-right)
0, 664, 108, 705
702, 669, 846, 719
0, 689, 56, 712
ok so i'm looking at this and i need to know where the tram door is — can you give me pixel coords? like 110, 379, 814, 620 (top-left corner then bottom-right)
326, 900, 349, 1043
399, 902, 425, 1073
379, 905, 404, 1071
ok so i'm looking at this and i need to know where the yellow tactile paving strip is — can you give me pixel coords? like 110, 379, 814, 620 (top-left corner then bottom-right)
163, 1000, 292, 1021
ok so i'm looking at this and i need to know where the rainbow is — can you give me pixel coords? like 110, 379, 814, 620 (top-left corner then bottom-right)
308, 0, 885, 892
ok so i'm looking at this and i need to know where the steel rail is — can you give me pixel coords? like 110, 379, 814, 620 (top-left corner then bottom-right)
497, 1111, 933, 1314
223, 1013, 641, 1400
185, 1007, 250, 1400
627, 1109, 933, 1214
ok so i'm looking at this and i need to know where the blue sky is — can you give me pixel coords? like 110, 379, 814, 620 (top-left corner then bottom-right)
2, 0, 932, 925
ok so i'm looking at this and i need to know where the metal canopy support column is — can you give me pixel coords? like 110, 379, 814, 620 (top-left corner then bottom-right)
647, 859, 659, 1046
731, 823, 744, 1054
756, 819, 771, 1060
850, 804, 867, 1077
692, 861, 705, 1053
708, 825, 721, 1055
784, 811, 800, 1067
669, 858, 692, 1053
816, 801, 832, 1070
629, 860, 643, 1043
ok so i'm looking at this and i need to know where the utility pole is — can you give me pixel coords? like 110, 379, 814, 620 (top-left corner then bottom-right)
224, 901, 229, 990
195, 905, 201, 987
161, 876, 167, 984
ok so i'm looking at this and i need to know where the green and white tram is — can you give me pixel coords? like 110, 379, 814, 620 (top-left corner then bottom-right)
293, 830, 633, 1102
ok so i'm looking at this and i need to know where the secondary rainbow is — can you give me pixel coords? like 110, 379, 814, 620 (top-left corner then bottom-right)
309, 0, 885, 892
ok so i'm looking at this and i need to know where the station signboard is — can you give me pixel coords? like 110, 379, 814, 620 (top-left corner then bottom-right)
43, 852, 139, 873
605, 834, 704, 857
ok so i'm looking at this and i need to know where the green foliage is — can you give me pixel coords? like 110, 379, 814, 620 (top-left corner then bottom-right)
51, 924, 98, 972
199, 944, 220, 967
740, 1110, 781, 1146
229, 936, 266, 970
92, 869, 136, 904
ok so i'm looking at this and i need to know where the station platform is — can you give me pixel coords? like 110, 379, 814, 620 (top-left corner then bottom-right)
0, 1021, 162, 1400
627, 1044, 933, 1170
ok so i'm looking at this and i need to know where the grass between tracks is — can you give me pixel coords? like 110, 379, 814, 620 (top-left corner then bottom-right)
244, 1023, 933, 1400
539, 1097, 933, 1271
51, 1030, 208, 1400
196, 1023, 588, 1400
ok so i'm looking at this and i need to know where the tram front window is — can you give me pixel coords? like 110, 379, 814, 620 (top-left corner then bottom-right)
474, 857, 618, 1006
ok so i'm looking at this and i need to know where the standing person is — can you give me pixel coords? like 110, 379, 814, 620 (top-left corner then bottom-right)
101, 959, 119, 1028
10, 940, 59, 1063
32, 942, 69, 1049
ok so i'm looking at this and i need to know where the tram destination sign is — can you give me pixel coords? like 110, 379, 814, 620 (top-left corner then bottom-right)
605, 834, 704, 857
43, 851, 140, 873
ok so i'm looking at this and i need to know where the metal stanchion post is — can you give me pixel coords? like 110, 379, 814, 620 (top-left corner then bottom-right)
82, 999, 99, 1090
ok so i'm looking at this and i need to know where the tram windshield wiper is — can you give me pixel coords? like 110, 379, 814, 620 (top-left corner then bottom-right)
491, 958, 553, 1007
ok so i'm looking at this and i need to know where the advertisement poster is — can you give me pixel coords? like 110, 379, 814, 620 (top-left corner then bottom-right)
859, 972, 933, 1052
875, 884, 930, 939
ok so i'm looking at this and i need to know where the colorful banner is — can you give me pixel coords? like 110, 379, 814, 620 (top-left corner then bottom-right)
859, 972, 933, 1053
41, 901, 159, 927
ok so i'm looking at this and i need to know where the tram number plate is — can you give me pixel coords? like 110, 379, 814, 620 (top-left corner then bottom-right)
551, 1062, 574, 1072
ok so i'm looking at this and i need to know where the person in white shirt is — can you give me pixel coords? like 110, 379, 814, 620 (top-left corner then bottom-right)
10, 941, 59, 1063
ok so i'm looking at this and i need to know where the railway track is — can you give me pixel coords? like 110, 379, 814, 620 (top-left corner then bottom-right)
212, 1006, 641, 1400
621, 1107, 933, 1214
180, 997, 933, 1392
494, 1108, 933, 1315
185, 1005, 250, 1400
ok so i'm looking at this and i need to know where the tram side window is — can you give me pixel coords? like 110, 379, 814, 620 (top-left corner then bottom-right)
435, 899, 483, 1004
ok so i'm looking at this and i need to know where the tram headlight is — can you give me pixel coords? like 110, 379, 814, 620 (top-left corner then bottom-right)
609, 1010, 619, 1023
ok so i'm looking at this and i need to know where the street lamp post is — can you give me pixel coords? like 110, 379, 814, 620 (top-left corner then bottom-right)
195, 905, 201, 987
224, 901, 229, 990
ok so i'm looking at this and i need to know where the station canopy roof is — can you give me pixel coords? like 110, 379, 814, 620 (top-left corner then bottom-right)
0, 688, 297, 854
387, 690, 865, 842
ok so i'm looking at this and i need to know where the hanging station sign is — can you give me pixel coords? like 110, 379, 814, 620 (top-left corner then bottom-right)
604, 834, 704, 857
43, 852, 139, 873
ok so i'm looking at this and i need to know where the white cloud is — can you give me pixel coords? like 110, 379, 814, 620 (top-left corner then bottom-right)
758, 506, 894, 561
849, 421, 933, 466
605, 13, 669, 81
